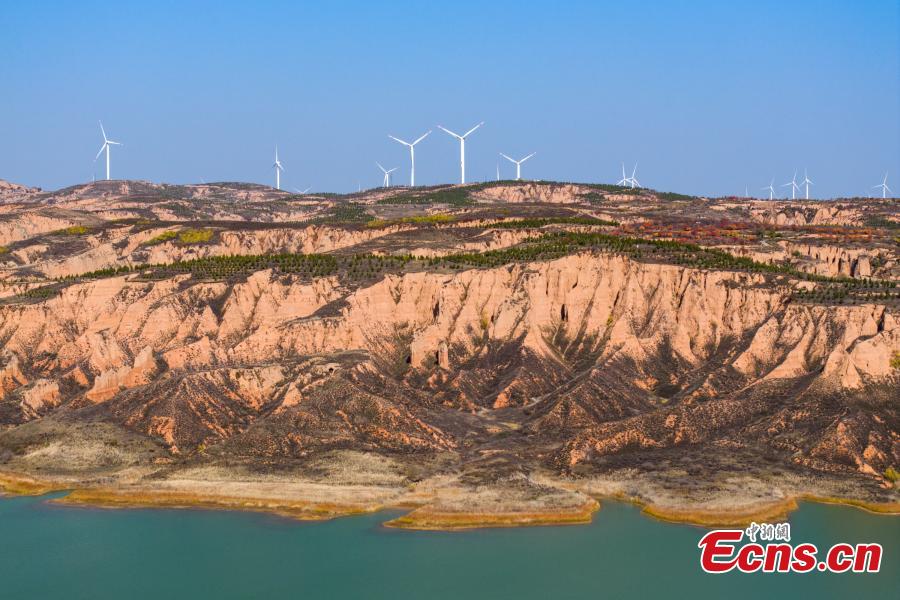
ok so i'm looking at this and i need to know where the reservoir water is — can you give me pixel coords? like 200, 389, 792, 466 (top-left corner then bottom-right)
1, 494, 897, 599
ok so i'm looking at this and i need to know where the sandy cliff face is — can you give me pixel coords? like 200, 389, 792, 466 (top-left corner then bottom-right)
474, 183, 592, 204
749, 201, 864, 227
0, 252, 895, 478
0, 180, 40, 203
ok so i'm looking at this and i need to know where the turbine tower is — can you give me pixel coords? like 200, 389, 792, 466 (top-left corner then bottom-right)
437, 121, 483, 184
499, 152, 536, 181
781, 171, 800, 200
94, 121, 121, 181
761, 179, 776, 200
376, 162, 397, 187
388, 130, 431, 187
800, 169, 813, 200
873, 173, 892, 199
273, 146, 284, 190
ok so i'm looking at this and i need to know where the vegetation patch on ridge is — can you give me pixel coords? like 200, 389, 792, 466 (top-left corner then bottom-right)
43, 231, 898, 307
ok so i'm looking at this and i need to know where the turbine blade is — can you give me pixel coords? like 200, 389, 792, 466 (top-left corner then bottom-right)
388, 135, 410, 146
94, 143, 106, 161
376, 161, 386, 173
500, 153, 515, 164
437, 125, 461, 139
462, 121, 484, 138
99, 121, 107, 142
412, 130, 432, 145
521, 152, 536, 163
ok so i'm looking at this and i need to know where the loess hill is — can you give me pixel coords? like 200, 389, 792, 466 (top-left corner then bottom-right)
0, 178, 897, 525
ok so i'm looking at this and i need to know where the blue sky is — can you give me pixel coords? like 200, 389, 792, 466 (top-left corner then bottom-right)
2, 0, 898, 197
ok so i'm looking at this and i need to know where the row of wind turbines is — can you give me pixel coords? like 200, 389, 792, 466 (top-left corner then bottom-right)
382, 122, 536, 188
268, 122, 536, 191
760, 170, 892, 200
93, 120, 893, 199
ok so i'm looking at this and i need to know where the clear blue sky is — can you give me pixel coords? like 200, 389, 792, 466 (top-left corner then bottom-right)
2, 0, 898, 197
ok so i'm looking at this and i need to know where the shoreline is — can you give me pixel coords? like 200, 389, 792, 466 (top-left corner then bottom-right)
50, 487, 378, 521
383, 499, 600, 530
3, 470, 898, 530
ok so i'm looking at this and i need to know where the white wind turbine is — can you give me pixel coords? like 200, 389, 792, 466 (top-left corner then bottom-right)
627, 163, 640, 188
273, 146, 284, 190
800, 169, 813, 200
94, 121, 122, 181
388, 130, 431, 187
437, 121, 483, 184
762, 178, 776, 200
781, 171, 800, 200
616, 163, 630, 186
499, 152, 536, 181
376, 162, 397, 187
873, 172, 892, 199
617, 162, 640, 188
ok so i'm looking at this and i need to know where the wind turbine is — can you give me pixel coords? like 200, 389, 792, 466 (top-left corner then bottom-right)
781, 171, 800, 200
376, 162, 397, 187
873, 172, 892, 199
616, 162, 639, 187
437, 121, 483, 184
94, 121, 122, 180
628, 163, 640, 188
762, 179, 776, 200
388, 130, 431, 187
499, 152, 536, 181
800, 169, 813, 200
617, 163, 629, 186
496, 162, 500, 182
273, 146, 284, 190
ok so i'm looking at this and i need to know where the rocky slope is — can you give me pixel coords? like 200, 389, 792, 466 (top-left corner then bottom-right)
0, 179, 897, 526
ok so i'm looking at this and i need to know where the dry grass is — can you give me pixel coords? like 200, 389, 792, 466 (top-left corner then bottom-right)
385, 499, 599, 530
54, 487, 376, 520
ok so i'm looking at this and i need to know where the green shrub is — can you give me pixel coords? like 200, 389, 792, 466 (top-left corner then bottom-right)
143, 230, 179, 245
376, 188, 473, 206
366, 214, 455, 228
885, 466, 899, 483
59, 225, 89, 235
891, 352, 900, 370
486, 217, 618, 229
178, 228, 214, 244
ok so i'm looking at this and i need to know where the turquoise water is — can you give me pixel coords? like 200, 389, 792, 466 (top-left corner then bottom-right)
1, 494, 897, 599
